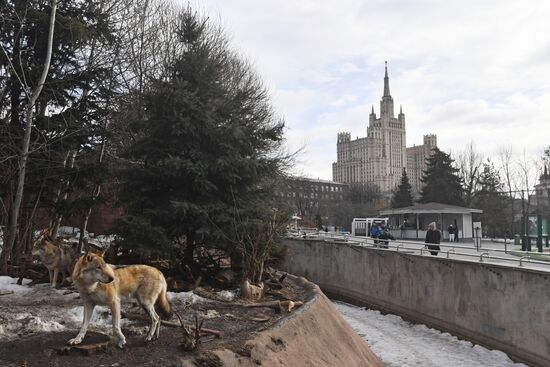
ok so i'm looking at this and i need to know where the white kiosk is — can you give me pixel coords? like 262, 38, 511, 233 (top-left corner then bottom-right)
351, 217, 389, 236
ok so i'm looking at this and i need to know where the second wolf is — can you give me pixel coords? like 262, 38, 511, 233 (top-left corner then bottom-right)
32, 230, 78, 287
69, 252, 171, 348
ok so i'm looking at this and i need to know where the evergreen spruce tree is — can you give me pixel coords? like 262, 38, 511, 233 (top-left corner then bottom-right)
391, 169, 413, 208
116, 9, 286, 265
419, 148, 464, 205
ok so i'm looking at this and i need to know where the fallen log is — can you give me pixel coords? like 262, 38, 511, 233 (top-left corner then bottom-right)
250, 313, 271, 322
0, 291, 15, 296
265, 289, 292, 300
193, 287, 232, 302
239, 300, 303, 312
122, 312, 222, 338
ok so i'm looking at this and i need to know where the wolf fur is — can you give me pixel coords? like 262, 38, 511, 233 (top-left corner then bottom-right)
32, 230, 78, 288
69, 252, 171, 348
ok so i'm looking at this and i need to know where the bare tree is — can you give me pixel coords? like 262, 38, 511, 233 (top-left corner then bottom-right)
455, 141, 483, 207
516, 149, 539, 218
1, 0, 58, 274
498, 146, 518, 231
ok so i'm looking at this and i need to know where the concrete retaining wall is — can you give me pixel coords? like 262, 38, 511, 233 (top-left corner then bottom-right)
282, 238, 550, 367
185, 275, 383, 367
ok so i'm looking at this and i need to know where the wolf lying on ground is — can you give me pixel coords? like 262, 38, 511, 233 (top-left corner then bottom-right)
32, 230, 78, 288
69, 252, 171, 348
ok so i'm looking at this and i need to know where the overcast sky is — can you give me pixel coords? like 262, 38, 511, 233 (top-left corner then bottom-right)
188, 0, 550, 180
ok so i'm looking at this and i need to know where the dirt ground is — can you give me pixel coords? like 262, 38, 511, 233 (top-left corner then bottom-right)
0, 275, 313, 367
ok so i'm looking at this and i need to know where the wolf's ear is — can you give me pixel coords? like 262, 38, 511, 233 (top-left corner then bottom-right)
85, 252, 93, 263
99, 248, 108, 258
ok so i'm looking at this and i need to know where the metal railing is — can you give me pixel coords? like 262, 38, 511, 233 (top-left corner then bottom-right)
287, 230, 550, 270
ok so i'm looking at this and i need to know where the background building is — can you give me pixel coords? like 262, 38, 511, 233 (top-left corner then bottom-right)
276, 176, 348, 224
332, 63, 436, 197
407, 134, 437, 197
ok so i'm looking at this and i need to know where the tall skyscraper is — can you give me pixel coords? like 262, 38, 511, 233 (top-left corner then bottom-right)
332, 63, 436, 197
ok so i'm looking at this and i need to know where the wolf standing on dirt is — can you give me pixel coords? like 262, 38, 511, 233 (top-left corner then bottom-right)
69, 252, 171, 348
32, 230, 78, 288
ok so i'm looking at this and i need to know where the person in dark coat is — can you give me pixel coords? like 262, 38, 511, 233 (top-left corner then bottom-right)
425, 222, 441, 256
377, 222, 394, 248
447, 224, 455, 242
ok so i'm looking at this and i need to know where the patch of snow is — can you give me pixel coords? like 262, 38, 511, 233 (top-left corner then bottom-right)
0, 276, 33, 294
168, 291, 206, 304
334, 302, 527, 367
96, 234, 116, 245
216, 289, 238, 301
0, 312, 65, 340
202, 309, 220, 319
65, 306, 134, 328
57, 226, 87, 238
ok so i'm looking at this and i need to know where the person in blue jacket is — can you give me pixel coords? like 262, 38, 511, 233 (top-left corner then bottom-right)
370, 223, 380, 247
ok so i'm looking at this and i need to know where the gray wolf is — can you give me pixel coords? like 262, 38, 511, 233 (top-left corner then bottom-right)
68, 252, 171, 348
32, 229, 78, 287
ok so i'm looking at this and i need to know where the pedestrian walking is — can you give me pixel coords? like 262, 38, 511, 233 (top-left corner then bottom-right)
448, 224, 455, 242
425, 222, 441, 256
370, 222, 380, 247
376, 222, 395, 248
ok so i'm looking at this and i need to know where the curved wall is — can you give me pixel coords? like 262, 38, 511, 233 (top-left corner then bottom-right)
282, 238, 550, 367
185, 275, 383, 367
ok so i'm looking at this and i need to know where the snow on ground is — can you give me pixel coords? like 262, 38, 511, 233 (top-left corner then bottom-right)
167, 291, 206, 305
0, 277, 206, 341
0, 276, 33, 294
334, 302, 527, 367
216, 289, 238, 301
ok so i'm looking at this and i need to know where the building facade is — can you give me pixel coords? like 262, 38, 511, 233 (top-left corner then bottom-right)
332, 63, 436, 197
276, 176, 348, 221
406, 134, 437, 197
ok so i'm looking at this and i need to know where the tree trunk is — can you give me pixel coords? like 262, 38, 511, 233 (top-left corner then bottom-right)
51, 149, 77, 238
184, 231, 196, 266
78, 134, 106, 252
1, 0, 58, 275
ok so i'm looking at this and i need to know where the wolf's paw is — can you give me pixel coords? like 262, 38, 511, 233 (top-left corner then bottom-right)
68, 337, 83, 345
145, 333, 159, 342
117, 337, 126, 349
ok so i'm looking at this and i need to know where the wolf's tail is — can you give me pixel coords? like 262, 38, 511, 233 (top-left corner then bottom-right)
155, 281, 172, 320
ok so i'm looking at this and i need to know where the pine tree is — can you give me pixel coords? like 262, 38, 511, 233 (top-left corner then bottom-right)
420, 148, 464, 205
391, 169, 413, 208
116, 8, 286, 265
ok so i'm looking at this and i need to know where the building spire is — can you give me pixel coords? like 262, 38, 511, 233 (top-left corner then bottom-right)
399, 104, 403, 114
371, 105, 375, 114
383, 61, 390, 97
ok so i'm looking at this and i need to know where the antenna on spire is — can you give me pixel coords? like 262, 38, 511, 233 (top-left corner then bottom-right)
400, 104, 403, 114
383, 61, 390, 96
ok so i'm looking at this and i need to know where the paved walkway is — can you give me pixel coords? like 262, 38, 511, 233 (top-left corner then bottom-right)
297, 231, 550, 272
